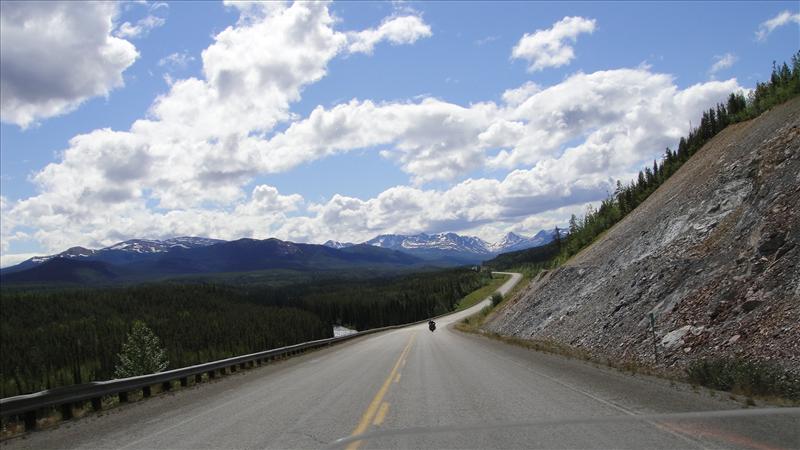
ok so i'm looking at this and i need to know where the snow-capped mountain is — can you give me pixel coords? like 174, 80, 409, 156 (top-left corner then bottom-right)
362, 230, 559, 262
487, 232, 528, 253
1, 237, 424, 283
106, 237, 224, 253
488, 230, 559, 253
2, 237, 224, 274
526, 229, 561, 247
366, 233, 492, 255
29, 246, 96, 264
2, 230, 561, 277
322, 240, 355, 249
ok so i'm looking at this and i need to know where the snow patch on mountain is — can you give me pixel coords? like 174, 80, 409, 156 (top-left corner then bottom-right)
364, 230, 558, 256
30, 247, 96, 264
323, 240, 355, 249
12, 237, 223, 269
106, 237, 223, 253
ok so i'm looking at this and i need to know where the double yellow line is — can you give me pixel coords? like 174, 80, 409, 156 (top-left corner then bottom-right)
346, 332, 416, 450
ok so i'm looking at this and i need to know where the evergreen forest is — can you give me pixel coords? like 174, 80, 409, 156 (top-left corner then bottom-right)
0, 268, 489, 397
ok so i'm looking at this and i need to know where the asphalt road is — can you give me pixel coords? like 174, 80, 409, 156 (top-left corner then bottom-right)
3, 272, 798, 450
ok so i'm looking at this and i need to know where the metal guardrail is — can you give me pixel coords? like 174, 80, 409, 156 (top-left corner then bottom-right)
0, 311, 458, 431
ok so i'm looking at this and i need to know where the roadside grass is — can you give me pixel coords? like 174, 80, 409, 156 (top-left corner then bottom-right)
454, 276, 592, 363
456, 323, 800, 406
456, 271, 531, 329
687, 358, 800, 402
455, 273, 524, 333
499, 269, 532, 303
453, 273, 510, 311
457, 305, 494, 330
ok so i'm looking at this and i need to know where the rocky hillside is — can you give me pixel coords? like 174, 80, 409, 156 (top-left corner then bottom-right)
486, 97, 800, 377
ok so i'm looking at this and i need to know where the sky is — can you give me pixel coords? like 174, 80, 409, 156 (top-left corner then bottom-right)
0, 1, 798, 267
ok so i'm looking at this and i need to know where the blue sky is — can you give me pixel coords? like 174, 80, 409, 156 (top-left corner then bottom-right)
0, 1, 798, 266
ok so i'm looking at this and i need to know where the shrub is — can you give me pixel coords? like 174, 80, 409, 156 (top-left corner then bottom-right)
686, 357, 800, 401
491, 292, 503, 307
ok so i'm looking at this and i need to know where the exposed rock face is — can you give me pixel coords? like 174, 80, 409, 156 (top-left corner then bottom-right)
487, 98, 800, 376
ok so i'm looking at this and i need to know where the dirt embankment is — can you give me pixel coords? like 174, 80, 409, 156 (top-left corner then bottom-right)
486, 97, 800, 377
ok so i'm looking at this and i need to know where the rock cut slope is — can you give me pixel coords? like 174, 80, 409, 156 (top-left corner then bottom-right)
487, 98, 800, 375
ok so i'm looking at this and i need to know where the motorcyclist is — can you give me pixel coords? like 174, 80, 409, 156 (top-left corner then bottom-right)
428, 320, 436, 332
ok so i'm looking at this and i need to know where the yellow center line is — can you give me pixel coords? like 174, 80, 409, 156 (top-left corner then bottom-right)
346, 332, 416, 450
394, 373, 401, 383
372, 402, 390, 425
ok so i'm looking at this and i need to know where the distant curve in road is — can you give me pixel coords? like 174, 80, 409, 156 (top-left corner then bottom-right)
3, 272, 798, 450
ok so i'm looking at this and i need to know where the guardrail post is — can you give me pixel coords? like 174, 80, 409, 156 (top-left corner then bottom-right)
61, 403, 73, 420
24, 410, 37, 431
208, 370, 216, 379
180, 377, 188, 387
142, 386, 151, 398
91, 397, 103, 411
195, 373, 203, 383
119, 391, 129, 403
161, 381, 172, 392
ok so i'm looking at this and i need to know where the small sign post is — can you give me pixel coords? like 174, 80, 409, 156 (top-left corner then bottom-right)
649, 313, 658, 363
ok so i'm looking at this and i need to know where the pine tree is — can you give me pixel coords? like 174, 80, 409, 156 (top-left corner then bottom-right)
568, 214, 579, 235
114, 321, 169, 378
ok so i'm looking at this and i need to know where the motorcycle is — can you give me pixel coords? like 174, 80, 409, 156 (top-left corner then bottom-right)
428, 320, 436, 332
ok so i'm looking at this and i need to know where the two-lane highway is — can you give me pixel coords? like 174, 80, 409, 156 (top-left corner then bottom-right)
3, 272, 797, 449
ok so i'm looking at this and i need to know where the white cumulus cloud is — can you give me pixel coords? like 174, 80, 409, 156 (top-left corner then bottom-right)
262, 68, 738, 186
257, 98, 498, 184
347, 15, 432, 54
501, 81, 542, 106
2, 2, 435, 255
511, 16, 596, 72
0, 1, 138, 128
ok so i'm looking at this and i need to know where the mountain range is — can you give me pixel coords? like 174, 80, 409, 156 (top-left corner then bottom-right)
0, 238, 422, 284
1, 230, 558, 284
353, 230, 559, 263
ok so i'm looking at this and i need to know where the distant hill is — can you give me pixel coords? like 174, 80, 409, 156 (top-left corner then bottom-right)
1, 237, 224, 275
0, 238, 425, 285
1, 229, 561, 284
1, 258, 120, 284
